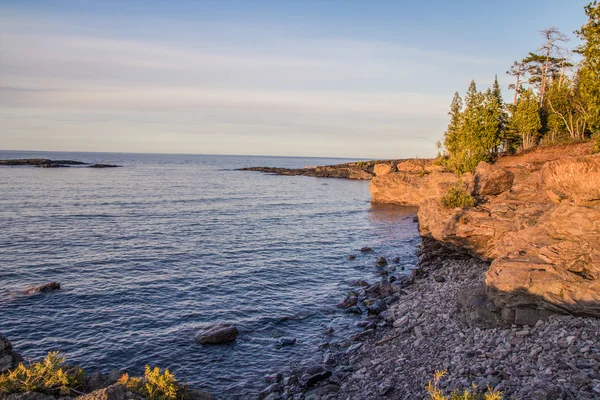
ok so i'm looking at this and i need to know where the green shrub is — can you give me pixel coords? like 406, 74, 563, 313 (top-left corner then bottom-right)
592, 133, 600, 154
441, 183, 475, 209
0, 352, 86, 397
427, 370, 502, 400
119, 366, 185, 400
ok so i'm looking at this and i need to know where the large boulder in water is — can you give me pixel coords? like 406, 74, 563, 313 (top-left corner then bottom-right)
24, 282, 60, 294
196, 324, 238, 344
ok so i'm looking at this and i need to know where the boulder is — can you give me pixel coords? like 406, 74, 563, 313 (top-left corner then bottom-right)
337, 292, 358, 308
184, 389, 214, 400
196, 324, 238, 344
76, 384, 136, 400
24, 282, 60, 294
375, 257, 388, 267
0, 335, 22, 373
474, 161, 514, 196
373, 163, 393, 176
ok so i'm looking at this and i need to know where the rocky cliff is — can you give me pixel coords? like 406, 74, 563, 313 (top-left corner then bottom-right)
371, 143, 600, 324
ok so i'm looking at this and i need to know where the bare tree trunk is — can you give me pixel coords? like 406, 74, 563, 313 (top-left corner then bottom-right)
513, 75, 520, 105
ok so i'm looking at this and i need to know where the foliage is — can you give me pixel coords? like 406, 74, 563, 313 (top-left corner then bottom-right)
507, 89, 542, 150
119, 366, 185, 400
441, 81, 502, 174
545, 78, 588, 142
440, 183, 475, 209
0, 352, 86, 397
427, 370, 503, 400
576, 1, 600, 134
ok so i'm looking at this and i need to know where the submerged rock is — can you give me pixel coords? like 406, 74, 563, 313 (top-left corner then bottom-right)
375, 257, 388, 267
196, 324, 238, 344
337, 291, 358, 308
360, 247, 373, 253
278, 337, 297, 347
24, 282, 60, 294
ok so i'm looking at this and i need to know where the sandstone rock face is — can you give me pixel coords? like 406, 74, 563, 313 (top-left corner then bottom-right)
396, 159, 443, 174
373, 163, 393, 176
0, 334, 22, 373
196, 324, 238, 344
541, 154, 600, 206
474, 161, 514, 196
414, 149, 600, 320
370, 171, 457, 206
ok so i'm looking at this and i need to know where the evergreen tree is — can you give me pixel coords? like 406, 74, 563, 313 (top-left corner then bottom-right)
442, 80, 501, 174
443, 92, 463, 156
492, 75, 508, 151
508, 89, 542, 149
576, 1, 600, 133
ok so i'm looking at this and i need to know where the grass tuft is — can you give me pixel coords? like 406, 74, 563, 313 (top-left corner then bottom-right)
441, 183, 475, 209
427, 370, 502, 400
0, 352, 86, 397
119, 366, 186, 400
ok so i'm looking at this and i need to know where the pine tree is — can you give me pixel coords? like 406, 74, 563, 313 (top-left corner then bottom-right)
492, 75, 508, 151
443, 92, 463, 156
442, 80, 501, 174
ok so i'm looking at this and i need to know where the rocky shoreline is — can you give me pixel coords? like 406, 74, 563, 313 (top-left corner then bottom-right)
256, 239, 600, 400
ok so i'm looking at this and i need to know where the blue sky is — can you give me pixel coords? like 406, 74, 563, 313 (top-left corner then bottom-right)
0, 0, 591, 158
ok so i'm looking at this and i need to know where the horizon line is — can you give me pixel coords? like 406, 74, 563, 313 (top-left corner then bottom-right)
0, 148, 401, 161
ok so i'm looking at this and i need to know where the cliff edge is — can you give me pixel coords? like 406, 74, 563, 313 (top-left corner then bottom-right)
371, 143, 600, 324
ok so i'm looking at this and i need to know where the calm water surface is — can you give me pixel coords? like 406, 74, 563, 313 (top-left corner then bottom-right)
0, 151, 419, 398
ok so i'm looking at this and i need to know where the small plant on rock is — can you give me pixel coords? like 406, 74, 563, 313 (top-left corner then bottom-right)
427, 370, 502, 400
441, 183, 475, 209
119, 366, 185, 400
0, 351, 86, 397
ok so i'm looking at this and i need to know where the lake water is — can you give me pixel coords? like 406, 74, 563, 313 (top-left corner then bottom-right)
0, 151, 419, 398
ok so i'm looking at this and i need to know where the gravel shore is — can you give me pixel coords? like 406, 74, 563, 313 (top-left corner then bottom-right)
260, 241, 600, 400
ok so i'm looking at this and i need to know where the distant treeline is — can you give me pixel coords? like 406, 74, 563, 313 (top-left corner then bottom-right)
439, 1, 600, 174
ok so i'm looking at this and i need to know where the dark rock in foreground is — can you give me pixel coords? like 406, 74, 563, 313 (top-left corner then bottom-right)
196, 324, 238, 344
23, 282, 61, 294
0, 335, 23, 373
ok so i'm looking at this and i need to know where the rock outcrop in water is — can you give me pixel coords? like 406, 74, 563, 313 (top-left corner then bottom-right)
238, 160, 408, 180
371, 142, 600, 323
23, 282, 61, 295
0, 159, 120, 168
196, 324, 238, 344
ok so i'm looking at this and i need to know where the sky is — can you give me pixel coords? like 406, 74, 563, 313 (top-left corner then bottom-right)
0, 0, 591, 158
